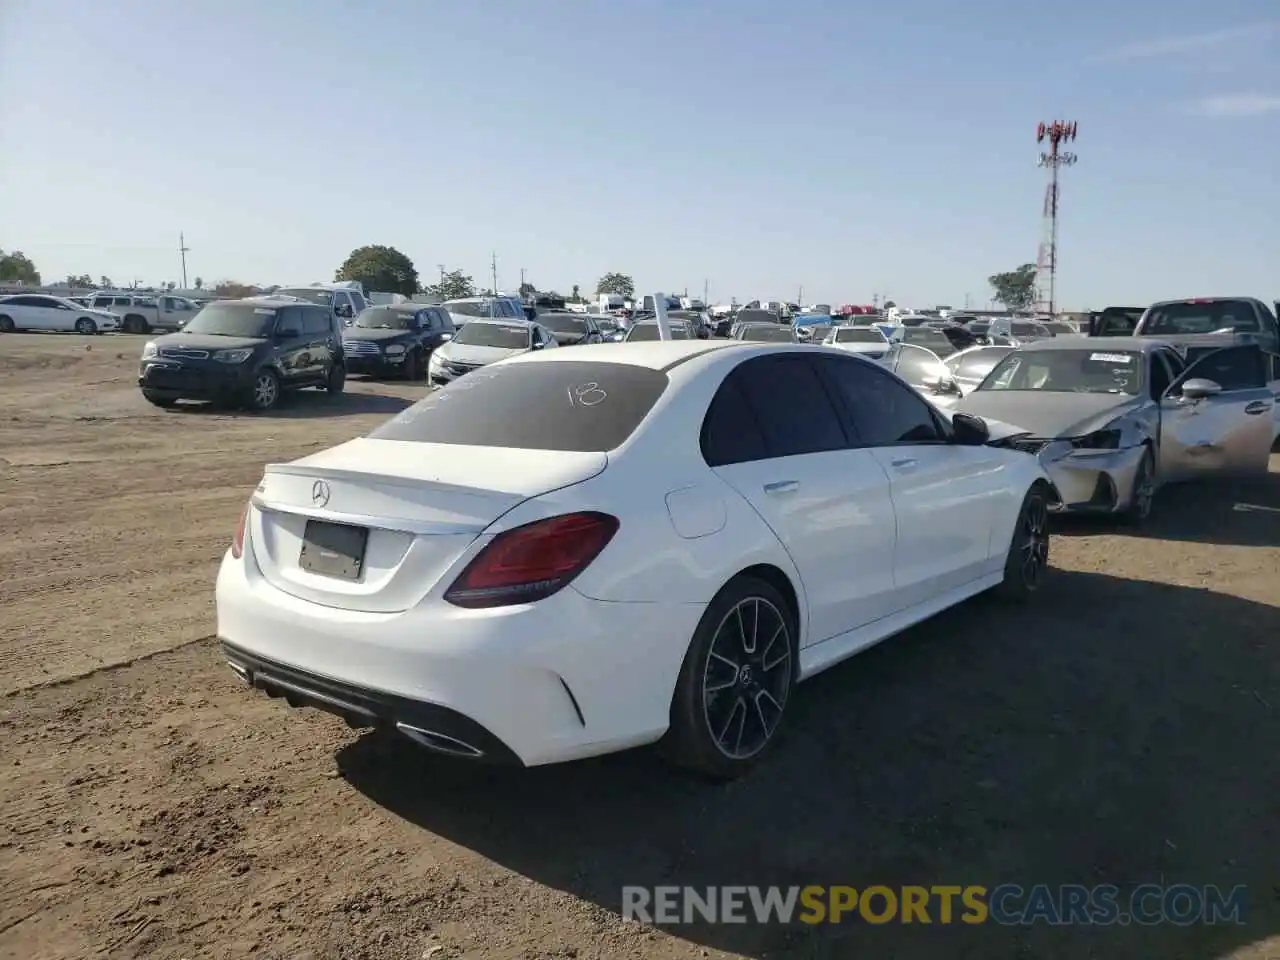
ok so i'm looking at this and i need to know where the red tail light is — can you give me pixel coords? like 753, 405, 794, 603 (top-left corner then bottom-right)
231, 504, 248, 559
444, 512, 619, 609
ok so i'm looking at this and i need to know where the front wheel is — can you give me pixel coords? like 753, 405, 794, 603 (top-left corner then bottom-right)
1119, 447, 1156, 525
663, 575, 798, 780
247, 369, 281, 411
403, 350, 422, 381
325, 363, 346, 393
75, 317, 97, 335
992, 485, 1051, 603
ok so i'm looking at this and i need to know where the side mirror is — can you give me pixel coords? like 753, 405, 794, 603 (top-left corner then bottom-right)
951, 412, 990, 445
1178, 377, 1223, 400
439, 332, 453, 341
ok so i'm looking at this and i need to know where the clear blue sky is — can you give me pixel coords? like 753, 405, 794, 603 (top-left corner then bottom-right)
2, 0, 1277, 309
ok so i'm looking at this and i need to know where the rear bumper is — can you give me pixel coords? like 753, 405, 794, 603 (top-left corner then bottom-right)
221, 642, 522, 762
215, 546, 705, 767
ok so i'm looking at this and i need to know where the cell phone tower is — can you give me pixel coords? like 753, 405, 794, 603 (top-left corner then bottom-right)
1034, 120, 1078, 315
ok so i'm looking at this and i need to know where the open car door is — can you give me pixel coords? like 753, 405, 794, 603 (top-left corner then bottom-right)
1158, 344, 1273, 483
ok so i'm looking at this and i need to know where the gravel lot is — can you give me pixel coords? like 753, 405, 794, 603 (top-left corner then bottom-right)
2, 333, 1278, 960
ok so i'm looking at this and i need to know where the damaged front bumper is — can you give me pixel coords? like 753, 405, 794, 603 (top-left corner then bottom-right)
1016, 439, 1148, 514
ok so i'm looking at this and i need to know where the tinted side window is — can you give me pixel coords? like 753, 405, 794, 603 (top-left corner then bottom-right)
6, 296, 38, 307
731, 355, 847, 457
350, 292, 367, 312
92, 296, 112, 308
114, 297, 132, 306
701, 378, 768, 466
1183, 346, 1266, 391
301, 308, 330, 336
276, 307, 304, 337
817, 356, 944, 445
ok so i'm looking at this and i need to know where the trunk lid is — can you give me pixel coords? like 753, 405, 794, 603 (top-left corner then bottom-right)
248, 437, 607, 612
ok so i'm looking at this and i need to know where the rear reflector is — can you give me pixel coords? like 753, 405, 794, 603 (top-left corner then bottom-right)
444, 512, 619, 609
231, 504, 248, 559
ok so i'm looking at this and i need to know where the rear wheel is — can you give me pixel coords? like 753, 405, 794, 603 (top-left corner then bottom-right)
663, 575, 797, 780
75, 317, 97, 335
123, 314, 150, 334
992, 485, 1051, 603
0, 315, 14, 333
1119, 446, 1156, 525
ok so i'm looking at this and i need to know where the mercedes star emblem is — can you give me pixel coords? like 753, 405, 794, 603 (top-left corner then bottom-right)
311, 480, 331, 508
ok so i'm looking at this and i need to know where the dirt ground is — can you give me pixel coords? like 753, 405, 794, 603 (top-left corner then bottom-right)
1, 332, 1278, 960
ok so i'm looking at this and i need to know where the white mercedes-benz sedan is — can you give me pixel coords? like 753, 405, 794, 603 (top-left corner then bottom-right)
217, 340, 1055, 779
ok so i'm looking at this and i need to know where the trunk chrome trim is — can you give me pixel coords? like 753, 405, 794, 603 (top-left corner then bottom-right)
250, 494, 487, 536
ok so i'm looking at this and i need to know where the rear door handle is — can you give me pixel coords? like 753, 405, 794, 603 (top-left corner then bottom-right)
1244, 400, 1271, 416
763, 480, 799, 495
890, 457, 917, 469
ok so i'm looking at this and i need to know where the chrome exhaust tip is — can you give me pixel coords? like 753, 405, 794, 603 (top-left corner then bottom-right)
394, 722, 484, 758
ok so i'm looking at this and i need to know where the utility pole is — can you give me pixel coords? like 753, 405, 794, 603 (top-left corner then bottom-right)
797, 285, 803, 307
490, 251, 498, 297
178, 232, 190, 290
437, 264, 445, 286
703, 278, 709, 307
520, 267, 526, 292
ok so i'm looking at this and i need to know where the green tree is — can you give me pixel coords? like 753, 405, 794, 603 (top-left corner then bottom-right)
570, 283, 581, 302
425, 269, 476, 301
519, 280, 537, 297
335, 244, 419, 297
988, 264, 1038, 311
99, 276, 113, 289
0, 250, 41, 285
65, 273, 94, 289
596, 272, 634, 298
215, 280, 261, 298
193, 277, 204, 289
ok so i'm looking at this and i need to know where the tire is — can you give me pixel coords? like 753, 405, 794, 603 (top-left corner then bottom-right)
663, 575, 798, 781
992, 484, 1051, 603
142, 390, 177, 408
325, 363, 346, 394
0, 315, 14, 333
123, 314, 150, 335
75, 317, 97, 335
1118, 446, 1156, 526
247, 369, 281, 411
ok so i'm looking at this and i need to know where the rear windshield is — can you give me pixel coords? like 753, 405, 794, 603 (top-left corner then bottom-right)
445, 299, 501, 318
540, 314, 586, 333
367, 361, 669, 451
453, 322, 529, 348
275, 287, 333, 306
1142, 300, 1260, 335
627, 323, 689, 341
833, 327, 885, 343
741, 325, 795, 342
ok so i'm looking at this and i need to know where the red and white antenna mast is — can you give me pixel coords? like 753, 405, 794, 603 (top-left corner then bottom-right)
1035, 120, 1079, 316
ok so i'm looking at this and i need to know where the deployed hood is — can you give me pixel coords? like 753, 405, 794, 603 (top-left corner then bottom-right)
434, 342, 525, 366
154, 333, 266, 352
954, 391, 1138, 439
343, 327, 413, 343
